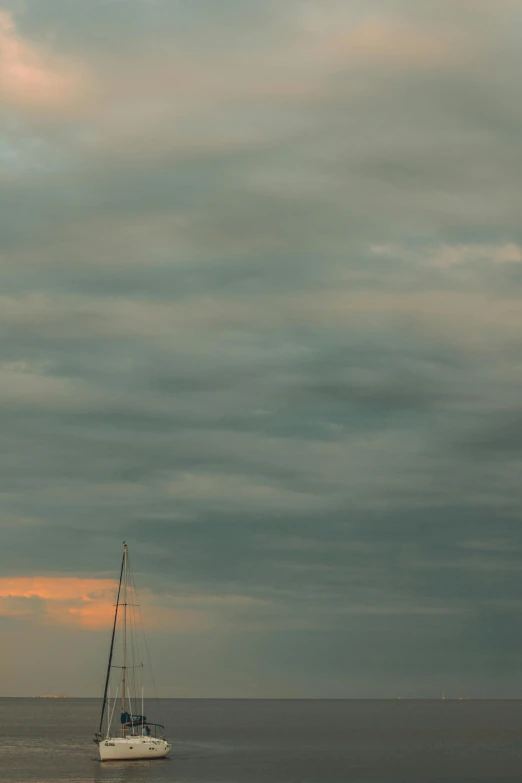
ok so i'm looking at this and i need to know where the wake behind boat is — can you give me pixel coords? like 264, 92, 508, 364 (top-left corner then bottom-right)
94, 543, 171, 761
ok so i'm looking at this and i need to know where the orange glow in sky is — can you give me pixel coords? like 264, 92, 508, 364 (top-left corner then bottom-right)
0, 577, 118, 628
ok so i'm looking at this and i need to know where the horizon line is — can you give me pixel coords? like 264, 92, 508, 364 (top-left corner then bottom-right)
0, 695, 522, 701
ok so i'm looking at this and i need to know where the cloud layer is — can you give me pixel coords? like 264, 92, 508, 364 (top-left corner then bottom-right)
1, 0, 522, 697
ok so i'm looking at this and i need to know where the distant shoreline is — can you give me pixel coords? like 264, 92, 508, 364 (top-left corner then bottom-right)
2, 696, 522, 701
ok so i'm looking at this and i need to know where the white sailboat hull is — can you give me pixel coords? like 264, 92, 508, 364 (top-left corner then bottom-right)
99, 736, 171, 761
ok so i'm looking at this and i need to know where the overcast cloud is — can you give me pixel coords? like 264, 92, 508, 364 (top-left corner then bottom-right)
1, 0, 522, 698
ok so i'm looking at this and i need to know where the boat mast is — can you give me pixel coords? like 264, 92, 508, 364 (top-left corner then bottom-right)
121, 543, 128, 737
98, 544, 125, 736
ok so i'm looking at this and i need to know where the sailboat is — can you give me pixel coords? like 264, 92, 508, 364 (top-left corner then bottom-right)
94, 543, 172, 761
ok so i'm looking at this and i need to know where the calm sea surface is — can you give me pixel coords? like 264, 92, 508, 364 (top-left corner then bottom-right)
0, 698, 521, 783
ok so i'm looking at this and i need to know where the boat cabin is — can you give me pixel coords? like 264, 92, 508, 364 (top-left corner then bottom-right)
120, 711, 164, 738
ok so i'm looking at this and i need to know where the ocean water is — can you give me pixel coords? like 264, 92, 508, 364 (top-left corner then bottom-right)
0, 698, 521, 783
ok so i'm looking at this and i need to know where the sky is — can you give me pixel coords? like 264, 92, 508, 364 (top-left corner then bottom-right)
1, 0, 522, 699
